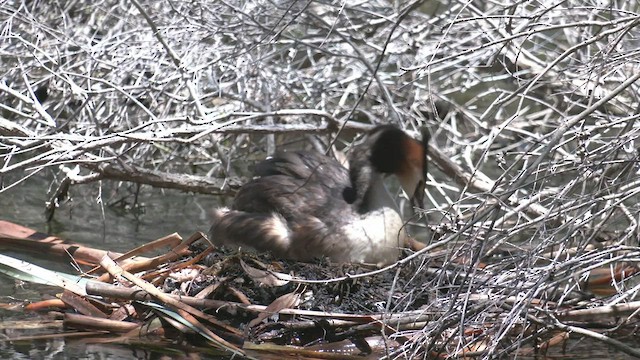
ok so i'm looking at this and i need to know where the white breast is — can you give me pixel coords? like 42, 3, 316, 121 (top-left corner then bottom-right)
339, 207, 406, 266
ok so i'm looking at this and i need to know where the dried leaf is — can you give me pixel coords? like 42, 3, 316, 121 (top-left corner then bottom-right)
247, 291, 301, 330
240, 259, 292, 287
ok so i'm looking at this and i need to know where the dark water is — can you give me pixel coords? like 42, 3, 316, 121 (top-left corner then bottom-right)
2, 175, 219, 253
1, 175, 639, 359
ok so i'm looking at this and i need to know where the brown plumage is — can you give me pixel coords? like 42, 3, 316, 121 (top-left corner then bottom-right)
210, 125, 427, 266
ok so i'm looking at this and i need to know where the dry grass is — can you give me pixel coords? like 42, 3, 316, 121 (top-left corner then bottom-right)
1, 0, 640, 358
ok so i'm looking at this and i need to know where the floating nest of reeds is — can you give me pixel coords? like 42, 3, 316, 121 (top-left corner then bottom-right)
0, 220, 639, 359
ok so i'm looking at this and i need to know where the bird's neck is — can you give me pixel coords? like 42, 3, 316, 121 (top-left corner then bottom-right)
359, 172, 398, 212
348, 150, 398, 213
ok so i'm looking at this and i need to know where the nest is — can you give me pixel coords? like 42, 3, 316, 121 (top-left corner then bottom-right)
0, 220, 639, 359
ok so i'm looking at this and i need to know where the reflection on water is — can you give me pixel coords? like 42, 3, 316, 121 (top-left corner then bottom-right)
1, 174, 220, 253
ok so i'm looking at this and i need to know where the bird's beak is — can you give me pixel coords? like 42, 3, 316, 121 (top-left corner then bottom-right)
398, 166, 426, 210
396, 126, 429, 210
411, 179, 425, 210
414, 126, 430, 210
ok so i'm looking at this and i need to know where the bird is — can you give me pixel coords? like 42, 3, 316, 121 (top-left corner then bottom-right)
209, 125, 427, 266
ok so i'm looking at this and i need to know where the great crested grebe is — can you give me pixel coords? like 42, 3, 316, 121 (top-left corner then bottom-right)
209, 125, 427, 266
